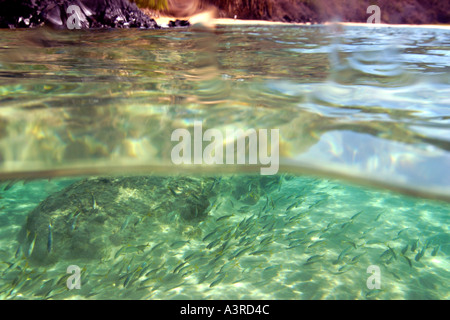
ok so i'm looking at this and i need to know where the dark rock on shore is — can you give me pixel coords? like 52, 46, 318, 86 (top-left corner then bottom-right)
0, 0, 188, 29
168, 19, 190, 28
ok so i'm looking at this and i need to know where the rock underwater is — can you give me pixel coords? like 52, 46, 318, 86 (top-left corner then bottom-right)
16, 175, 281, 266
0, 0, 188, 29
18, 176, 217, 266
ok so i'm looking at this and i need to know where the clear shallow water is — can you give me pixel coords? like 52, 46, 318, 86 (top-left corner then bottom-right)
0, 175, 448, 300
0, 25, 448, 300
0, 25, 449, 199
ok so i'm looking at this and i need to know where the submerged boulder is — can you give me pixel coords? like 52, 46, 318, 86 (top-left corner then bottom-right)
17, 176, 217, 266
0, 0, 187, 29
16, 174, 281, 267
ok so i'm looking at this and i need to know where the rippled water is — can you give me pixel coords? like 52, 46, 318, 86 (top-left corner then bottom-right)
0, 24, 448, 300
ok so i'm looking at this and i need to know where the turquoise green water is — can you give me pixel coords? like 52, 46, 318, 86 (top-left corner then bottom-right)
0, 25, 449, 299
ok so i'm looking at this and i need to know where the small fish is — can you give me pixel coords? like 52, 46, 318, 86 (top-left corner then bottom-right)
424, 238, 433, 249
278, 176, 283, 192
34, 279, 54, 298
343, 240, 357, 249
209, 274, 225, 288
148, 241, 165, 254
134, 217, 143, 227
270, 197, 275, 209
388, 245, 397, 260
415, 247, 426, 262
337, 264, 353, 273
262, 195, 269, 211
262, 220, 275, 232
259, 235, 274, 246
361, 227, 375, 236
350, 210, 363, 220
401, 244, 409, 255
168, 187, 177, 196
366, 289, 382, 299
219, 239, 231, 253
402, 255, 412, 268
389, 271, 401, 281
250, 249, 271, 256
125, 258, 134, 274
396, 228, 409, 237
431, 245, 440, 257
173, 261, 188, 274
92, 193, 98, 210
3, 260, 23, 273
138, 263, 150, 278
120, 215, 132, 232
308, 240, 327, 249
380, 247, 394, 262
340, 221, 353, 229
308, 199, 324, 209
374, 212, 383, 222
202, 229, 218, 242
216, 214, 233, 222
209, 179, 218, 191
241, 236, 257, 247
170, 240, 190, 249
334, 246, 353, 264
306, 229, 321, 236
288, 212, 304, 223
286, 201, 298, 212
365, 239, 382, 245
262, 265, 281, 278
114, 246, 126, 260
288, 239, 308, 248
178, 266, 192, 278
123, 271, 136, 288
144, 264, 165, 278
286, 230, 305, 240
56, 273, 70, 287
47, 223, 53, 254
206, 238, 220, 250
215, 201, 223, 211
183, 252, 199, 262
131, 244, 149, 253
304, 254, 324, 265
411, 239, 419, 252
231, 247, 252, 259
71, 211, 81, 231
222, 229, 233, 242
323, 221, 336, 232
27, 233, 37, 257
14, 245, 22, 259
350, 252, 366, 264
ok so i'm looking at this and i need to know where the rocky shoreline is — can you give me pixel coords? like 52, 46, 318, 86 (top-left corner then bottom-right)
0, 0, 188, 29
159, 0, 449, 25
206, 0, 450, 25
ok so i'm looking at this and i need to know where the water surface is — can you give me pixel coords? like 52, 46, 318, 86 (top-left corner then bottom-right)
0, 24, 448, 300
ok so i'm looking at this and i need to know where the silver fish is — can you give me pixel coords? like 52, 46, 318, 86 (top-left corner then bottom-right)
27, 233, 37, 257
47, 223, 53, 254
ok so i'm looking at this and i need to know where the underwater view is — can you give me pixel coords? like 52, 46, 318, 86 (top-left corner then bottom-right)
0, 24, 449, 300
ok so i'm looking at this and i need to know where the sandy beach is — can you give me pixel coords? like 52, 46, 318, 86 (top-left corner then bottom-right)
153, 11, 450, 29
